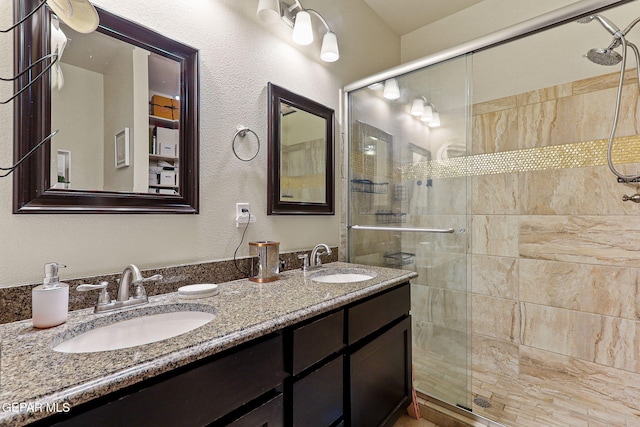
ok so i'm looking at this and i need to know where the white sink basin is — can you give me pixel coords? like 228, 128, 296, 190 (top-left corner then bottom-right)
310, 268, 376, 283
53, 307, 215, 354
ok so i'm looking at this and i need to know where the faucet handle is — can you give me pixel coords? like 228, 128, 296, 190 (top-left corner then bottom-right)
297, 254, 309, 271
140, 274, 163, 283
314, 249, 332, 267
133, 274, 163, 299
77, 282, 107, 291
77, 281, 111, 306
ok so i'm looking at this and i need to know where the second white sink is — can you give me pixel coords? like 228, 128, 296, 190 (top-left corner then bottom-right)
310, 268, 376, 283
53, 307, 215, 354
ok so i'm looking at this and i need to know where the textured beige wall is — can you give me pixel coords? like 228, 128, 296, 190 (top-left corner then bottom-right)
0, 0, 400, 286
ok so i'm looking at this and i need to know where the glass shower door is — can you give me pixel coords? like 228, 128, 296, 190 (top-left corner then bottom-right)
347, 55, 471, 410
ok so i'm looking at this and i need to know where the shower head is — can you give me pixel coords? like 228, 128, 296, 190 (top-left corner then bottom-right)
586, 47, 623, 65
578, 14, 625, 65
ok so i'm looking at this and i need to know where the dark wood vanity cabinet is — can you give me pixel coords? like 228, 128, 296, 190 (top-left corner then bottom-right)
347, 284, 412, 427
286, 282, 411, 427
33, 282, 411, 427
348, 317, 412, 426
286, 310, 346, 427
43, 334, 285, 427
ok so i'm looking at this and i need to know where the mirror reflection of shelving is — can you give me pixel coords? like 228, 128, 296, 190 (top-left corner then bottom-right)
149, 112, 179, 195
148, 51, 180, 195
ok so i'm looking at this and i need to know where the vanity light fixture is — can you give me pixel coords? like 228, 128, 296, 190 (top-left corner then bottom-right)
292, 9, 313, 45
257, 0, 340, 62
0, 0, 99, 178
257, 0, 281, 23
2, 0, 97, 33
383, 79, 400, 100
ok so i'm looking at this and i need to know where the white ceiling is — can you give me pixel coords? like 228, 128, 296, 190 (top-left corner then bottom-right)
364, 0, 486, 36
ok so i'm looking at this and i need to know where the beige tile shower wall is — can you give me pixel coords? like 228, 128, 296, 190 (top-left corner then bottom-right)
471, 70, 640, 421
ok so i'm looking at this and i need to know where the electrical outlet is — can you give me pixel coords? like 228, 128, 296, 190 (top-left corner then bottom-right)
235, 203, 256, 227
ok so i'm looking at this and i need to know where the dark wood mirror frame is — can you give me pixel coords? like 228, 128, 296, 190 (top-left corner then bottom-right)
13, 1, 199, 213
267, 82, 334, 215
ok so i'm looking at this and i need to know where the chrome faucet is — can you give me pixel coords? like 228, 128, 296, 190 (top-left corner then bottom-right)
78, 264, 162, 313
310, 244, 332, 268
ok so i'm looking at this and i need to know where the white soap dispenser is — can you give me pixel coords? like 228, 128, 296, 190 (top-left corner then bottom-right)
32, 262, 69, 328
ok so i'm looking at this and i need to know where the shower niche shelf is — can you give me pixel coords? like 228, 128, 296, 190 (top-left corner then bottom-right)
384, 252, 415, 267
375, 211, 406, 224
351, 179, 388, 194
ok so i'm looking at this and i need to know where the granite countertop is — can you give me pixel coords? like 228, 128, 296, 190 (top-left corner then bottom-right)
0, 262, 416, 427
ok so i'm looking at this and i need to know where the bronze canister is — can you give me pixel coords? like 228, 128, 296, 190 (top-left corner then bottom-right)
249, 241, 280, 283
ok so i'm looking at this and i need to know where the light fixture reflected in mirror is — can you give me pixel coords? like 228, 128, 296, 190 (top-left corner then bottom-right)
383, 79, 400, 100
257, 0, 339, 62
428, 111, 441, 127
420, 103, 434, 122
410, 98, 424, 116
370, 80, 441, 127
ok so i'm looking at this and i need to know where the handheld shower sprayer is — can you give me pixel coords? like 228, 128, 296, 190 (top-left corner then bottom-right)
578, 15, 622, 37
577, 13, 640, 183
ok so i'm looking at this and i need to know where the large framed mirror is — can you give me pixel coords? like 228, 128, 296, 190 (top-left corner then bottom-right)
13, 1, 199, 213
267, 83, 334, 215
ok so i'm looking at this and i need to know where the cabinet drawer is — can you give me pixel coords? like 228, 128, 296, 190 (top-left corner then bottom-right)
290, 310, 344, 375
51, 334, 284, 427
348, 283, 410, 344
292, 356, 344, 427
227, 393, 283, 427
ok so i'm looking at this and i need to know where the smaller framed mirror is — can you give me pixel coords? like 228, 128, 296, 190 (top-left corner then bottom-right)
267, 83, 335, 215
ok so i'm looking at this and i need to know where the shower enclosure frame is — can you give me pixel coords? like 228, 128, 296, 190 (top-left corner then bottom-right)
342, 0, 635, 422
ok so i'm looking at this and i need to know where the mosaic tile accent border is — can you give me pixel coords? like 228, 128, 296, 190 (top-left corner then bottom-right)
401, 136, 640, 180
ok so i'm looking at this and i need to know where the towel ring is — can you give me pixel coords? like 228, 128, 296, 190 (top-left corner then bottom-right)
232, 125, 260, 162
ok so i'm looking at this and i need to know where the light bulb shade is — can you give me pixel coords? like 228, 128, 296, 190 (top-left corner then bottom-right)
428, 111, 441, 127
292, 10, 314, 45
257, 0, 281, 23
420, 104, 434, 122
383, 79, 400, 100
320, 31, 339, 62
410, 99, 424, 116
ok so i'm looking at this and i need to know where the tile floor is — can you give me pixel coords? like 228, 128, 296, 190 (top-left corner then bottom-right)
393, 414, 439, 427
413, 347, 640, 426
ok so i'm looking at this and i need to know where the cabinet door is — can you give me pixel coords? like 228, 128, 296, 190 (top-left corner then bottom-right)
348, 317, 411, 427
292, 356, 343, 427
